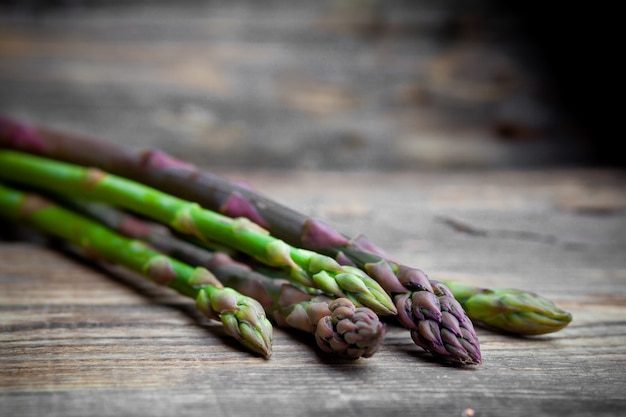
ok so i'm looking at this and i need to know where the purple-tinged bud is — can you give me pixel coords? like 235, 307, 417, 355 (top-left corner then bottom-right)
0, 116, 47, 152
232, 278, 275, 310
315, 316, 335, 340
461, 324, 479, 345
328, 334, 350, 352
277, 283, 314, 309
336, 319, 358, 336
206, 252, 238, 270
232, 217, 269, 235
314, 298, 386, 359
411, 291, 442, 322
302, 218, 350, 250
188, 267, 223, 288
335, 273, 369, 294
441, 328, 467, 352
416, 319, 443, 345
395, 292, 418, 330
306, 300, 332, 325
364, 260, 407, 294
83, 168, 107, 191
438, 295, 467, 324
441, 310, 463, 336
397, 266, 433, 292
145, 255, 178, 285
460, 333, 482, 363
412, 322, 447, 357
352, 235, 394, 259
221, 314, 241, 340
171, 204, 203, 240
264, 240, 299, 270
19, 194, 51, 217
195, 289, 219, 320
308, 252, 343, 273
116, 215, 155, 239
411, 315, 482, 365
219, 191, 270, 229
235, 303, 259, 324
312, 270, 344, 297
285, 304, 317, 333
210, 288, 239, 313
430, 279, 454, 297
335, 252, 357, 267
140, 149, 195, 171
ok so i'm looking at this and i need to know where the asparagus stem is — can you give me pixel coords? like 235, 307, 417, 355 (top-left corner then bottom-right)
0, 150, 396, 317
0, 182, 273, 358
0, 118, 492, 364
443, 281, 572, 335
213, 260, 387, 360
67, 198, 387, 359
88, 175, 569, 339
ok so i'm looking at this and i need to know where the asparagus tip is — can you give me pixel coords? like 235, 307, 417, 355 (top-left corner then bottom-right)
445, 281, 573, 335
315, 298, 387, 360
197, 287, 274, 358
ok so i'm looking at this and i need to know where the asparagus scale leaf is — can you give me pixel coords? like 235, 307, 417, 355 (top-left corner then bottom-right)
0, 150, 396, 317
0, 116, 576, 359
444, 281, 572, 335
0, 182, 273, 357
63, 199, 387, 359
217, 263, 387, 360
0, 118, 490, 364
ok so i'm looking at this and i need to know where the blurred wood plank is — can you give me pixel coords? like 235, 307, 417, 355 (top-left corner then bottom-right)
2, 168, 626, 417
0, 1, 596, 170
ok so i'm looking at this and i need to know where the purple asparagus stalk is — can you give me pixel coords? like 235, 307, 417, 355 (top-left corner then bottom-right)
223, 270, 387, 360
0, 116, 480, 364
65, 199, 386, 359
0, 182, 273, 357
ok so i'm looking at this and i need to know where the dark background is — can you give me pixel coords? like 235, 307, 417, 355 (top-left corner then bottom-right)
0, 0, 619, 169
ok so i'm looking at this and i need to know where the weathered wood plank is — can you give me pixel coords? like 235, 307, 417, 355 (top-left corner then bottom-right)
1, 169, 625, 417
0, 1, 597, 170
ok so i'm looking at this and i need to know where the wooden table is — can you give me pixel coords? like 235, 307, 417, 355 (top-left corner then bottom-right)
2, 169, 626, 417
1, 1, 625, 416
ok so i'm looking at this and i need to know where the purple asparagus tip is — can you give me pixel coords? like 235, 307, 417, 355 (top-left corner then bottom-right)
0, 116, 47, 152
315, 298, 387, 360
410, 281, 482, 365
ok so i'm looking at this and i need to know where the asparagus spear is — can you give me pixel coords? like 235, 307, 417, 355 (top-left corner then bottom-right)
62, 198, 387, 359
0, 117, 485, 364
443, 281, 572, 335
0, 150, 396, 316
76, 194, 572, 336
0, 182, 273, 357
210, 255, 387, 360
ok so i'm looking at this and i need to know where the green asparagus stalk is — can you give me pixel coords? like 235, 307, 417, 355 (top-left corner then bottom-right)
0, 182, 273, 357
443, 281, 572, 335
0, 150, 395, 317
64, 198, 387, 359
68, 200, 474, 362
0, 117, 487, 364
209, 255, 387, 360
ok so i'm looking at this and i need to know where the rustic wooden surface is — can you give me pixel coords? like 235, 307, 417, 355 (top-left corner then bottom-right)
2, 169, 626, 417
1, 1, 625, 416
0, 0, 605, 170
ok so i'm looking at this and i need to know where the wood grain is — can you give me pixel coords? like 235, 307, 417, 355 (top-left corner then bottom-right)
2, 169, 626, 417
1, 2, 624, 415
0, 0, 599, 170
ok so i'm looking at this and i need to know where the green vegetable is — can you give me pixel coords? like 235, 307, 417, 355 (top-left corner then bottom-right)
444, 281, 572, 335
0, 150, 396, 317
0, 117, 491, 364
0, 181, 273, 358
45, 198, 387, 359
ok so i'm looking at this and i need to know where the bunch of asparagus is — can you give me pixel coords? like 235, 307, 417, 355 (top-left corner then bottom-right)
0, 116, 573, 364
